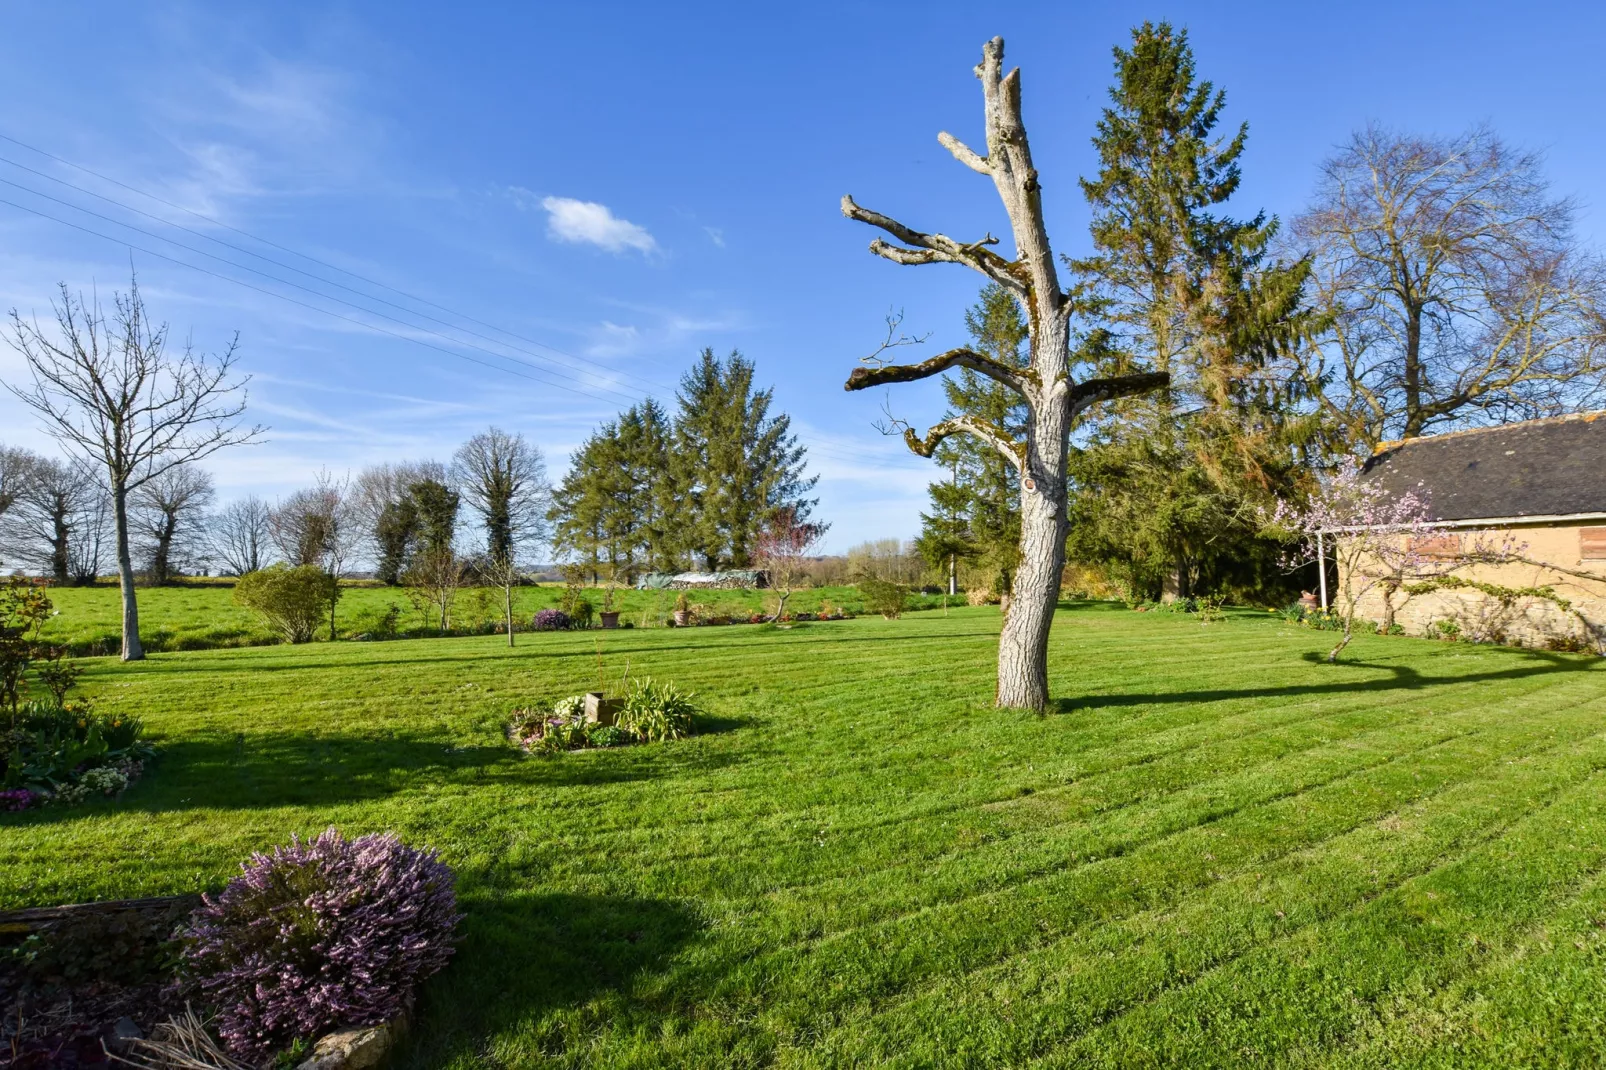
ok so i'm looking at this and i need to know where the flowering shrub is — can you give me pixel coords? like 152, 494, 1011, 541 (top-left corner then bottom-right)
532, 608, 571, 632
183, 828, 460, 1059
1, 787, 37, 811
552, 694, 586, 721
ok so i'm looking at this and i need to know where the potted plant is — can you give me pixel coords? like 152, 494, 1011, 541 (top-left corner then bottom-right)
672, 591, 690, 627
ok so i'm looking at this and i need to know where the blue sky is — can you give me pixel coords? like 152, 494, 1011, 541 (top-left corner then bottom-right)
2, 1, 1603, 552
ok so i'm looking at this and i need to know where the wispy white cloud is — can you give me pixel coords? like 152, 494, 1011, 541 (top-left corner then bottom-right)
538, 196, 657, 255
703, 226, 725, 247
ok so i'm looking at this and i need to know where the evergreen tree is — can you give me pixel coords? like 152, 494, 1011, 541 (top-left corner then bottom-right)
1066, 22, 1317, 601
671, 349, 817, 570
917, 284, 1028, 596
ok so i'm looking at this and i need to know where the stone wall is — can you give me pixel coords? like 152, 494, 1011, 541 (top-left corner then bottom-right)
1342, 523, 1606, 651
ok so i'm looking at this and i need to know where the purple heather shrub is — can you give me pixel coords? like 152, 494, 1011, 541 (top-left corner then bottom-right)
532, 608, 571, 631
1, 788, 38, 811
183, 828, 461, 1058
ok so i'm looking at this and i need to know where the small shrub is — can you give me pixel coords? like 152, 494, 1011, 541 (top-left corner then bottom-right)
183, 828, 460, 1059
531, 608, 571, 631
858, 578, 909, 619
570, 599, 596, 630
617, 678, 698, 742
586, 724, 626, 748
965, 588, 998, 607
233, 565, 334, 644
1431, 619, 1463, 641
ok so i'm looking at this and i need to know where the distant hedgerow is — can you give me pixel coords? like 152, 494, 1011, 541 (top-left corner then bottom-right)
183, 828, 460, 1058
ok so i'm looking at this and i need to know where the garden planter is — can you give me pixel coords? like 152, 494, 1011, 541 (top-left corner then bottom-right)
600, 611, 621, 629
672, 610, 689, 627
584, 692, 623, 726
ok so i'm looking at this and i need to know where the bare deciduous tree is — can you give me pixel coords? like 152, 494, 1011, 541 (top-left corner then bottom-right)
1293, 125, 1606, 448
269, 471, 357, 637
841, 37, 1167, 709
1, 454, 100, 584
209, 496, 273, 576
451, 428, 551, 563
0, 445, 31, 522
4, 278, 261, 659
133, 464, 215, 584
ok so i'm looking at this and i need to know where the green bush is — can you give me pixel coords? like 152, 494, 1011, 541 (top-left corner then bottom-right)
617, 679, 698, 742
233, 566, 336, 643
857, 578, 908, 620
585, 724, 626, 748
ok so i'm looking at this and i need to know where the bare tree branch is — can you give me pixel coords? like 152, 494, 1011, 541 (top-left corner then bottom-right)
902, 416, 1023, 470
937, 131, 991, 175
857, 308, 932, 368
841, 195, 1026, 297
1067, 371, 1171, 417
846, 346, 1027, 395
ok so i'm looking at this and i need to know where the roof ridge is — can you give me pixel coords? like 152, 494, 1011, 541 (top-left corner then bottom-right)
1373, 410, 1606, 454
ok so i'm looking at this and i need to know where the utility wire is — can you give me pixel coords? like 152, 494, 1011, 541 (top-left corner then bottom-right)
0, 175, 646, 407
0, 149, 684, 399
0, 132, 682, 397
0, 135, 923, 470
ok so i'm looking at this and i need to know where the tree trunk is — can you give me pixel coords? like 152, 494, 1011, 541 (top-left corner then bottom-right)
996, 346, 1070, 710
504, 583, 515, 647
112, 485, 144, 661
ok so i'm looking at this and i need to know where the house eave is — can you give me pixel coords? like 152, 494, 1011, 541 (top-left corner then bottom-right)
1326, 511, 1606, 534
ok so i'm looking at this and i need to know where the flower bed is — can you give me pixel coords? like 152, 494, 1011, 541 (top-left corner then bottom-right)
510, 680, 701, 753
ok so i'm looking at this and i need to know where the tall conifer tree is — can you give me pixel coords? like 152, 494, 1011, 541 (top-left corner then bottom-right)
1066, 22, 1316, 600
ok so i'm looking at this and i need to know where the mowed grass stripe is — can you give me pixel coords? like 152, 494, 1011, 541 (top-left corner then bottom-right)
665, 678, 1606, 1029
796, 722, 1606, 1066
1035, 765, 1606, 1069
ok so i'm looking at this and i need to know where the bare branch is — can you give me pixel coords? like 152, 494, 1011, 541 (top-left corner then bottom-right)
937, 131, 990, 174
841, 194, 1025, 296
1067, 371, 1170, 417
902, 415, 1023, 470
846, 346, 1026, 394
858, 308, 932, 368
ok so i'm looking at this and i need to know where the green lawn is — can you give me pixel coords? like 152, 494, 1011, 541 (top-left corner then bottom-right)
35, 581, 945, 653
4, 604, 1606, 1067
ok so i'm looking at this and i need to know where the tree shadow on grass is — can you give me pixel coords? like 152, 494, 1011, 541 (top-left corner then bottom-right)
400, 891, 703, 1068
1052, 648, 1603, 714
1, 725, 748, 825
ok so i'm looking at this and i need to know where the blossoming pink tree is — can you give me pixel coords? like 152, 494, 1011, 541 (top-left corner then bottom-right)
755, 508, 828, 623
1268, 460, 1495, 660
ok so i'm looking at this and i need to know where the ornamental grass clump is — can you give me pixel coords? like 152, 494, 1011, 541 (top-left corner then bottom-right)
183, 828, 460, 1059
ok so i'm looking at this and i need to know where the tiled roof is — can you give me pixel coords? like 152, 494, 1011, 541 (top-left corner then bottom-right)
1361, 412, 1606, 521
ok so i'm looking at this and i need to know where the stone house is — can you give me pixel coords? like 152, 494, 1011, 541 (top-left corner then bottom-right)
1346, 412, 1606, 651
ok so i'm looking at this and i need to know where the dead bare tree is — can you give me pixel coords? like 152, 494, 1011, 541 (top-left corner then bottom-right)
4, 278, 261, 659
133, 463, 215, 584
1293, 125, 1606, 448
841, 37, 1167, 709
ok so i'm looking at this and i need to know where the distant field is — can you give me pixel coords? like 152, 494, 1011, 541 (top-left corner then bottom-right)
5, 605, 1605, 1067
35, 581, 954, 654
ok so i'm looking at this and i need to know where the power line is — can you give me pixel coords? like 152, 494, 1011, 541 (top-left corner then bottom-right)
0, 175, 646, 407
0, 132, 683, 398
0, 194, 628, 405
0, 136, 927, 471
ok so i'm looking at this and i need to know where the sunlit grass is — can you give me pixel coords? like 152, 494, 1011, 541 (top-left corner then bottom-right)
3, 604, 1603, 1067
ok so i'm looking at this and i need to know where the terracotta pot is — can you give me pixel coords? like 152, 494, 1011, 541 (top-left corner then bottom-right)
672, 610, 689, 627
600, 611, 620, 629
